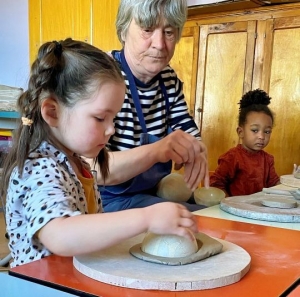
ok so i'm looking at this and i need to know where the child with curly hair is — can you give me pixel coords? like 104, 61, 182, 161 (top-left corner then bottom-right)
210, 89, 280, 197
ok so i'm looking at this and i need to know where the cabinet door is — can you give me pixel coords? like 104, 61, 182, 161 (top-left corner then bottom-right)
253, 16, 300, 175
170, 26, 200, 117
195, 21, 256, 171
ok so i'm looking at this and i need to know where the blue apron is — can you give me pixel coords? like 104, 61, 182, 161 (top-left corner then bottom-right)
99, 50, 204, 212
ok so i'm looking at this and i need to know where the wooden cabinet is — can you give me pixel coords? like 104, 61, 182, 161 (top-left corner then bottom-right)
171, 3, 300, 176
28, 0, 121, 63
170, 26, 200, 117
28, 1, 300, 176
196, 20, 256, 172
256, 15, 300, 176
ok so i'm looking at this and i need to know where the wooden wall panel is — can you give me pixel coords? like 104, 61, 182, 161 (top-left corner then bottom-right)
195, 21, 255, 172
170, 27, 200, 117
201, 31, 247, 171
29, 0, 121, 63
28, 1, 300, 177
266, 27, 300, 175
29, 0, 91, 63
187, 4, 300, 176
92, 0, 121, 51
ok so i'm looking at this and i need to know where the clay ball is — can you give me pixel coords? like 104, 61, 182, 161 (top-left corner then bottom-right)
194, 187, 225, 207
141, 232, 198, 258
156, 173, 193, 202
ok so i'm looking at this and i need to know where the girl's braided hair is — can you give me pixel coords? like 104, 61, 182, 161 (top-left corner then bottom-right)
1, 38, 124, 200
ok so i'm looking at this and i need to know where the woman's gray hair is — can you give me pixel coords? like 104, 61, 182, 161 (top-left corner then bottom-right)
116, 0, 187, 45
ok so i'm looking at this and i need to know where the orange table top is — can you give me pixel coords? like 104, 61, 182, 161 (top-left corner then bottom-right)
10, 216, 300, 297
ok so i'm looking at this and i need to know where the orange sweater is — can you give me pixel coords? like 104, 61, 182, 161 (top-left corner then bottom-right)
210, 144, 280, 196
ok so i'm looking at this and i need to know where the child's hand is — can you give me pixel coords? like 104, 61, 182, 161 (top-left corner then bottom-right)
293, 164, 300, 178
143, 202, 198, 241
293, 164, 300, 174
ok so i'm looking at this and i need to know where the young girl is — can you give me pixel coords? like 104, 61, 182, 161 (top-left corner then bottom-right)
210, 89, 280, 197
0, 38, 197, 267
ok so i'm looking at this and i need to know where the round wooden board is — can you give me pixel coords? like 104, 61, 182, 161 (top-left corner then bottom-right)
73, 234, 251, 291
220, 194, 300, 222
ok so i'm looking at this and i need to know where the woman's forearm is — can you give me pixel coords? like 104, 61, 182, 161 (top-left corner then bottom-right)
85, 143, 159, 185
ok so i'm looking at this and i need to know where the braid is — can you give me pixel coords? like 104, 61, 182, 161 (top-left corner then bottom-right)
15, 42, 63, 170
1, 41, 64, 199
0, 38, 124, 201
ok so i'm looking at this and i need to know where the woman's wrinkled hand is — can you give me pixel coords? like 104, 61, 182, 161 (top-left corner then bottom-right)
153, 130, 209, 190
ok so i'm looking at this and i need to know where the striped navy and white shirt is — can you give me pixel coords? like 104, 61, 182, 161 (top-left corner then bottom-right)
108, 50, 201, 152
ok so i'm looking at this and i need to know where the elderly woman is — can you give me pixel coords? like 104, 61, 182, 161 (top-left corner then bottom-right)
94, 0, 209, 212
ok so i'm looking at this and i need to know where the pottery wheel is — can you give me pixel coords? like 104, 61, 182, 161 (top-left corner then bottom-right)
73, 234, 251, 291
280, 175, 300, 188
220, 194, 300, 222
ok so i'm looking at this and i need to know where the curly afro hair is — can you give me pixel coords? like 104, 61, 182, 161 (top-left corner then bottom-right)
238, 89, 274, 126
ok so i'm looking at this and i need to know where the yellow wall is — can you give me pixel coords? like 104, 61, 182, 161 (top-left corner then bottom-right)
29, 0, 121, 63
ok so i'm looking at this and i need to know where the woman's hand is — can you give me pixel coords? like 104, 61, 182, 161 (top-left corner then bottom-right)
153, 130, 209, 190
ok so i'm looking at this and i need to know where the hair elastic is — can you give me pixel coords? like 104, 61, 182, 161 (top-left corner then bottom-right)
54, 41, 62, 57
21, 117, 34, 127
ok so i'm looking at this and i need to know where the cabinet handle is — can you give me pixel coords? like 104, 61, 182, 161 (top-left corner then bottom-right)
197, 107, 203, 113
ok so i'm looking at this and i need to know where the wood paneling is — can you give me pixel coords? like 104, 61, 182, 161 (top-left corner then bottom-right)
170, 27, 200, 117
29, 0, 92, 62
188, 0, 263, 17
181, 3, 300, 176
29, 0, 121, 63
92, 0, 121, 51
194, 21, 256, 170
265, 20, 300, 174
28, 1, 300, 176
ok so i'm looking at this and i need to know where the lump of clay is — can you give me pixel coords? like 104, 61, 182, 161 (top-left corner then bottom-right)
130, 232, 223, 265
194, 187, 225, 207
262, 197, 298, 209
141, 232, 198, 258
156, 173, 192, 202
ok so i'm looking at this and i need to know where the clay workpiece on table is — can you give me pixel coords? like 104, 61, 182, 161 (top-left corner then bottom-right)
73, 233, 251, 291
156, 173, 192, 202
220, 194, 300, 222
280, 175, 300, 188
194, 187, 226, 207
289, 188, 300, 200
261, 197, 298, 209
130, 232, 223, 265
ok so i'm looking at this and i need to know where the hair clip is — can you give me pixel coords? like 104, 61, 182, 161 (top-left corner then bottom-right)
21, 117, 34, 127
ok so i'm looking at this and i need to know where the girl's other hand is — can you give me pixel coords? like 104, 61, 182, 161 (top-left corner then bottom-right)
143, 202, 198, 241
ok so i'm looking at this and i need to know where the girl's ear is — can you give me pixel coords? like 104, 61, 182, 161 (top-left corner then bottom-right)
41, 97, 59, 127
237, 126, 244, 138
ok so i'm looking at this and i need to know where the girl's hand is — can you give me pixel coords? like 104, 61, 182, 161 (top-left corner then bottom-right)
143, 202, 198, 241
293, 164, 300, 179
293, 164, 300, 174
